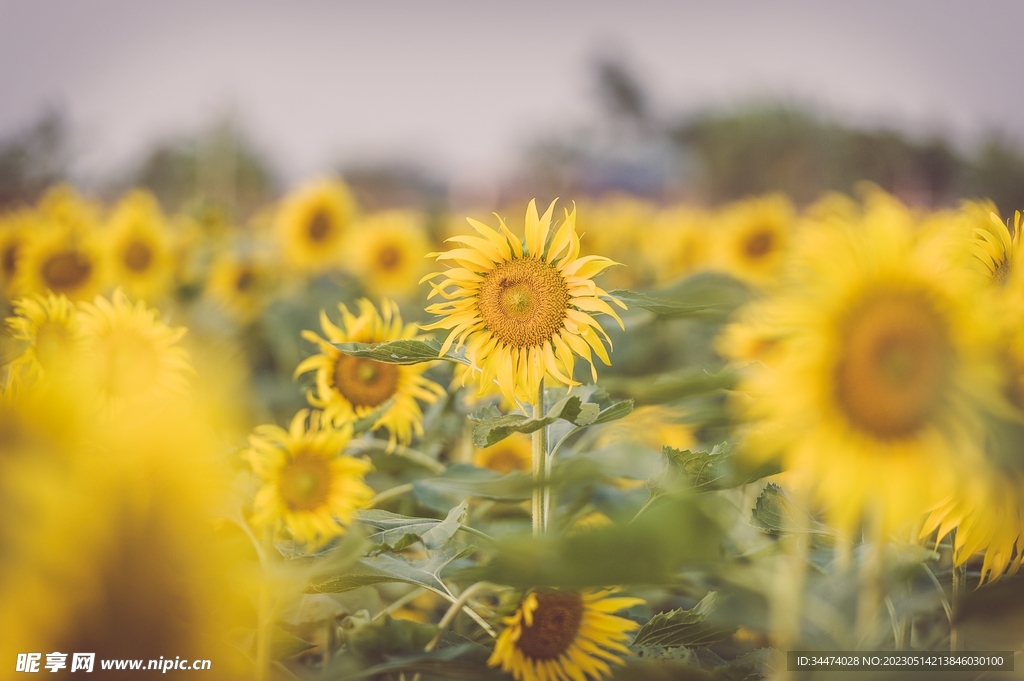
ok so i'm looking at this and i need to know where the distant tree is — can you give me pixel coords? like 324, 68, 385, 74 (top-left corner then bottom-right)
0, 110, 70, 209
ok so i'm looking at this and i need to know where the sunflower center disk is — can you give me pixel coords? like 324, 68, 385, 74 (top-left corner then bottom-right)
835, 293, 952, 439
123, 240, 154, 272
2, 243, 19, 277
477, 259, 570, 348
42, 251, 92, 291
744, 229, 775, 259
333, 355, 399, 408
279, 454, 332, 511
307, 210, 333, 242
235, 269, 255, 292
377, 245, 402, 271
515, 591, 585, 661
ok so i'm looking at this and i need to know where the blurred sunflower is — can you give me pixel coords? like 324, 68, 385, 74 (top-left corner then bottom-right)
16, 220, 106, 302
276, 178, 356, 274
350, 209, 430, 299
576, 195, 657, 289
245, 409, 373, 548
474, 432, 532, 474
488, 589, 643, 681
717, 194, 794, 285
77, 290, 192, 410
422, 199, 625, 404
595, 405, 695, 452
297, 298, 445, 447
206, 252, 278, 323
35, 184, 104, 233
0, 209, 33, 297
964, 202, 1020, 286
733, 210, 1001, 536
5, 293, 81, 382
105, 190, 175, 301
642, 205, 711, 284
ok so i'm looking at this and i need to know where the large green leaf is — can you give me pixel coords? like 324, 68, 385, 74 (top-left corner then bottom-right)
470, 395, 599, 447
632, 592, 737, 648
749, 483, 833, 536
590, 398, 635, 425
647, 443, 774, 499
332, 338, 467, 365
611, 290, 729, 319
359, 501, 468, 553
309, 544, 475, 594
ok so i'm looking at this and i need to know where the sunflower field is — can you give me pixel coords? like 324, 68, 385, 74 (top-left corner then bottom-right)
3, 177, 1024, 680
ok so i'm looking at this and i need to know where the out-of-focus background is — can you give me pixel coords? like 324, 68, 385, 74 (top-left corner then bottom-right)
3, 0, 1024, 215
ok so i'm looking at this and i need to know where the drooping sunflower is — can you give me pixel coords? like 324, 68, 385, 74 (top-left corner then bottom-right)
5, 293, 82, 383
716, 194, 794, 285
105, 190, 175, 301
245, 409, 373, 548
206, 251, 279, 323
16, 219, 106, 302
422, 200, 625, 404
488, 589, 643, 681
963, 201, 1020, 286
76, 290, 192, 410
349, 209, 431, 299
0, 209, 33, 298
474, 432, 533, 474
275, 177, 356, 274
297, 298, 445, 447
732, 207, 1001, 536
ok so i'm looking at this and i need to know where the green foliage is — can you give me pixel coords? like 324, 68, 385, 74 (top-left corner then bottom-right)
470, 394, 602, 447
749, 483, 833, 536
360, 501, 469, 553
333, 338, 466, 365
632, 592, 737, 648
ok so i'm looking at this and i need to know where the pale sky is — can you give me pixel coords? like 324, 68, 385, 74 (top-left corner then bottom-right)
1, 0, 1021, 189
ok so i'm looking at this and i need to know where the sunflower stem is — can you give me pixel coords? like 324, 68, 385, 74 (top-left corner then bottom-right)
950, 530, 966, 652
855, 522, 886, 647
532, 380, 548, 536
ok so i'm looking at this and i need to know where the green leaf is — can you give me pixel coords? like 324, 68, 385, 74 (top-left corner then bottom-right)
359, 501, 469, 553
309, 544, 475, 594
470, 395, 598, 447
590, 398, 635, 425
750, 483, 833, 536
632, 592, 737, 648
336, 642, 501, 680
342, 613, 438, 663
601, 366, 737, 405
611, 290, 728, 318
332, 338, 467, 365
350, 397, 397, 435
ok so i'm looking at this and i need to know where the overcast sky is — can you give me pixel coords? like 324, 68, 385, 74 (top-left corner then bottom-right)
1, 0, 1021, 189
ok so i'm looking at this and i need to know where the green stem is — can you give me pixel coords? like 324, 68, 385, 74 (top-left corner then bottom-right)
350, 439, 446, 475
855, 522, 886, 647
532, 380, 548, 536
368, 483, 415, 508
950, 529, 966, 652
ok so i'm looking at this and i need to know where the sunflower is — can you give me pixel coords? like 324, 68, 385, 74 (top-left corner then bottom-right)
716, 194, 794, 285
474, 432, 533, 474
105, 190, 175, 301
422, 200, 625, 404
5, 293, 82, 382
0, 209, 33, 297
732, 207, 1001, 536
349, 209, 431, 299
296, 298, 445, 447
642, 205, 711, 284
35, 184, 104, 233
245, 409, 373, 548
206, 251, 278, 323
275, 177, 356, 274
576, 195, 657, 289
16, 218, 106, 302
488, 589, 643, 681
963, 201, 1020, 286
76, 290, 192, 410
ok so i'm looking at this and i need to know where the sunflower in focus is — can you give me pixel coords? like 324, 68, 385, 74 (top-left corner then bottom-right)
297, 298, 445, 447
5, 293, 81, 382
474, 432, 532, 474
717, 194, 794, 285
732, 208, 1001, 536
963, 201, 1020, 286
105, 190, 175, 301
423, 200, 625, 404
0, 209, 33, 297
275, 178, 356, 274
488, 588, 643, 681
350, 209, 431, 299
206, 252, 278, 323
17, 220, 106, 302
76, 290, 192, 410
245, 409, 373, 548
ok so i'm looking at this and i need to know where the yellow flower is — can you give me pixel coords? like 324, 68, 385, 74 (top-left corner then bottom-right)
576, 196, 657, 289
275, 177, 356, 274
423, 199, 625, 404
16, 217, 106, 302
488, 589, 643, 681
642, 205, 711, 284
350, 209, 431, 299
245, 409, 373, 548
716, 194, 794, 284
474, 432, 532, 474
732, 208, 1000, 536
963, 201, 1020, 286
105, 190, 175, 301
296, 299, 445, 447
206, 251, 278, 323
5, 293, 82, 383
0, 209, 33, 297
35, 184, 103, 233
76, 290, 193, 410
